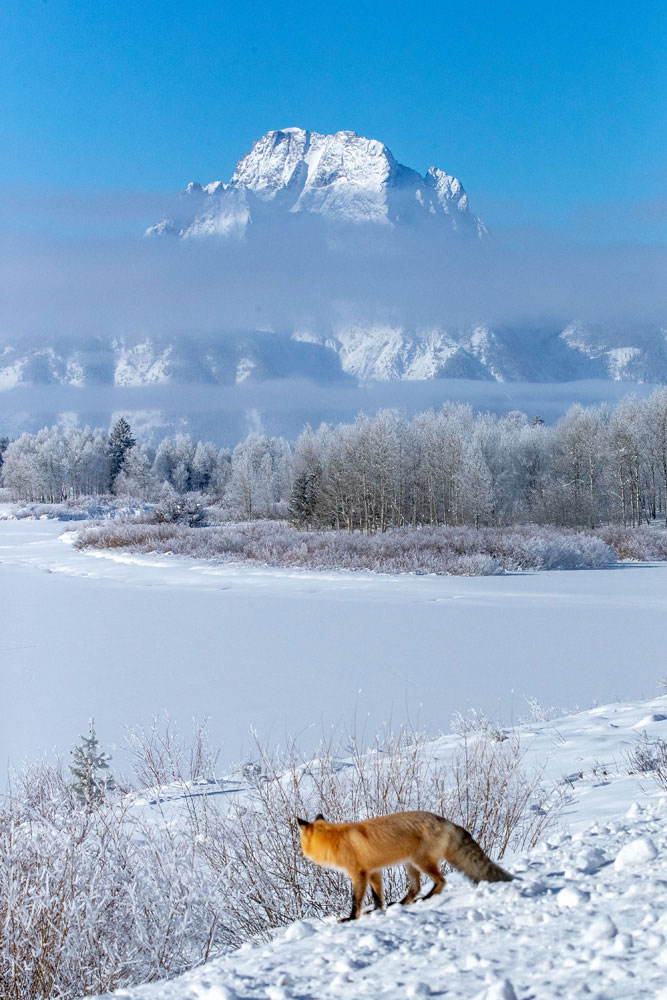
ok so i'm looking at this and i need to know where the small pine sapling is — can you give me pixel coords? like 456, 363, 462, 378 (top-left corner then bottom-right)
70, 717, 116, 809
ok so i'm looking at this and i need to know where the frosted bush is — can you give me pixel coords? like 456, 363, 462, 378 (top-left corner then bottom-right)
449, 553, 501, 576
596, 525, 667, 561
152, 491, 208, 526
2, 720, 561, 997
0, 764, 227, 1000
76, 521, 616, 576
625, 734, 667, 788
522, 696, 566, 723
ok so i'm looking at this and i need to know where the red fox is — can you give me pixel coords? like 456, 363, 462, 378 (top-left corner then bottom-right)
297, 810, 512, 921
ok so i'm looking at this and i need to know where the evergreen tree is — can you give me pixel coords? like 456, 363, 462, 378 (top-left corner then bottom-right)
70, 718, 115, 809
289, 469, 319, 526
108, 417, 135, 486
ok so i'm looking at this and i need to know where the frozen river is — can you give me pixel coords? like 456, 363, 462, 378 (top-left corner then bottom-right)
2, 515, 667, 779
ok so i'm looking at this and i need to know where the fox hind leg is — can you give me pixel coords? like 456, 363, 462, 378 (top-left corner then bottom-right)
417, 859, 446, 900
399, 863, 421, 905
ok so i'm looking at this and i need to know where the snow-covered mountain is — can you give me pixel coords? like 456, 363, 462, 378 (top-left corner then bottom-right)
3, 321, 667, 390
2, 129, 664, 397
146, 127, 487, 239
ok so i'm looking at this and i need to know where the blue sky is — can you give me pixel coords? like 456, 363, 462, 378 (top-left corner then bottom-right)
1, 0, 665, 241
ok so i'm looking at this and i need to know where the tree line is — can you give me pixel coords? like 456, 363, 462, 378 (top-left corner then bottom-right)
2, 389, 667, 530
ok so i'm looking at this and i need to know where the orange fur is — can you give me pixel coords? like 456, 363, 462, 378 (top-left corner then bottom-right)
297, 810, 512, 920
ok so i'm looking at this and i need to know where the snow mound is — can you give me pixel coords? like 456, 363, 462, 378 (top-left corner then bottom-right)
556, 885, 589, 907
582, 914, 617, 942
474, 981, 517, 1000
633, 713, 667, 727
613, 834, 658, 870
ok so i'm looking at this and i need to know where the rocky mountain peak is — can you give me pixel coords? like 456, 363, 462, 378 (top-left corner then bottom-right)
147, 128, 486, 237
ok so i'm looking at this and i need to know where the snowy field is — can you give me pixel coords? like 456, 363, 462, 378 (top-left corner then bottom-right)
4, 512, 667, 999
2, 513, 667, 779
95, 695, 667, 1000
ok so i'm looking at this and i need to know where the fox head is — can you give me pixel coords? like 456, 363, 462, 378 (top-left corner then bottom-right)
296, 813, 325, 855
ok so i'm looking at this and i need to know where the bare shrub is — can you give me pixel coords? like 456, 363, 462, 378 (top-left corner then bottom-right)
625, 733, 667, 789
596, 525, 667, 561
125, 714, 218, 790
451, 707, 505, 739
436, 730, 558, 859
199, 722, 561, 939
522, 695, 566, 724
76, 521, 615, 576
0, 779, 225, 1000
1, 719, 560, 997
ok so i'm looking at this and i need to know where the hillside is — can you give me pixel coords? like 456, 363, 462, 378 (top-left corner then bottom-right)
89, 695, 667, 1000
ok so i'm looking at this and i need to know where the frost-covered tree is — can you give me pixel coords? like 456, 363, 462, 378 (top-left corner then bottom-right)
191, 440, 220, 492
644, 388, 667, 520
69, 718, 115, 809
6, 387, 667, 528
152, 434, 197, 492
108, 417, 136, 486
229, 434, 291, 518
113, 442, 156, 498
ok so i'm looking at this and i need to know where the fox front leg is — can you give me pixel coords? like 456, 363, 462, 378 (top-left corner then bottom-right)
339, 871, 369, 922
369, 871, 384, 910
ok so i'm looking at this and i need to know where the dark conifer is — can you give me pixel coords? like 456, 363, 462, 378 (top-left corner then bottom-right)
108, 417, 136, 485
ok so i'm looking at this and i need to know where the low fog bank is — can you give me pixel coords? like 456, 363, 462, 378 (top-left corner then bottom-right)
1, 187, 666, 343
0, 379, 658, 446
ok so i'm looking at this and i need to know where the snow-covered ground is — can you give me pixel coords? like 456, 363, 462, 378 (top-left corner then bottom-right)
2, 513, 667, 779
4, 511, 667, 998
96, 695, 667, 1000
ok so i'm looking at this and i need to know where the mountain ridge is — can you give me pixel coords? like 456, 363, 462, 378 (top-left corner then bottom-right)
146, 127, 487, 239
2, 129, 665, 397
2, 321, 667, 390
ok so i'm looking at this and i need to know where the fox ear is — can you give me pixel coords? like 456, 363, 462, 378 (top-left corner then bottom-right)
296, 817, 309, 829
315, 812, 325, 821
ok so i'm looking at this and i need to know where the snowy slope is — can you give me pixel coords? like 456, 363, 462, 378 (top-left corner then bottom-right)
93, 696, 667, 1000
146, 128, 486, 239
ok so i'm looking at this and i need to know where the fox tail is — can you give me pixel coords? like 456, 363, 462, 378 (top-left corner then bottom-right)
445, 825, 513, 884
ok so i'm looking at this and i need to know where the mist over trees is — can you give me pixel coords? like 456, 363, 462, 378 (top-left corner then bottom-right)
2, 389, 667, 530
